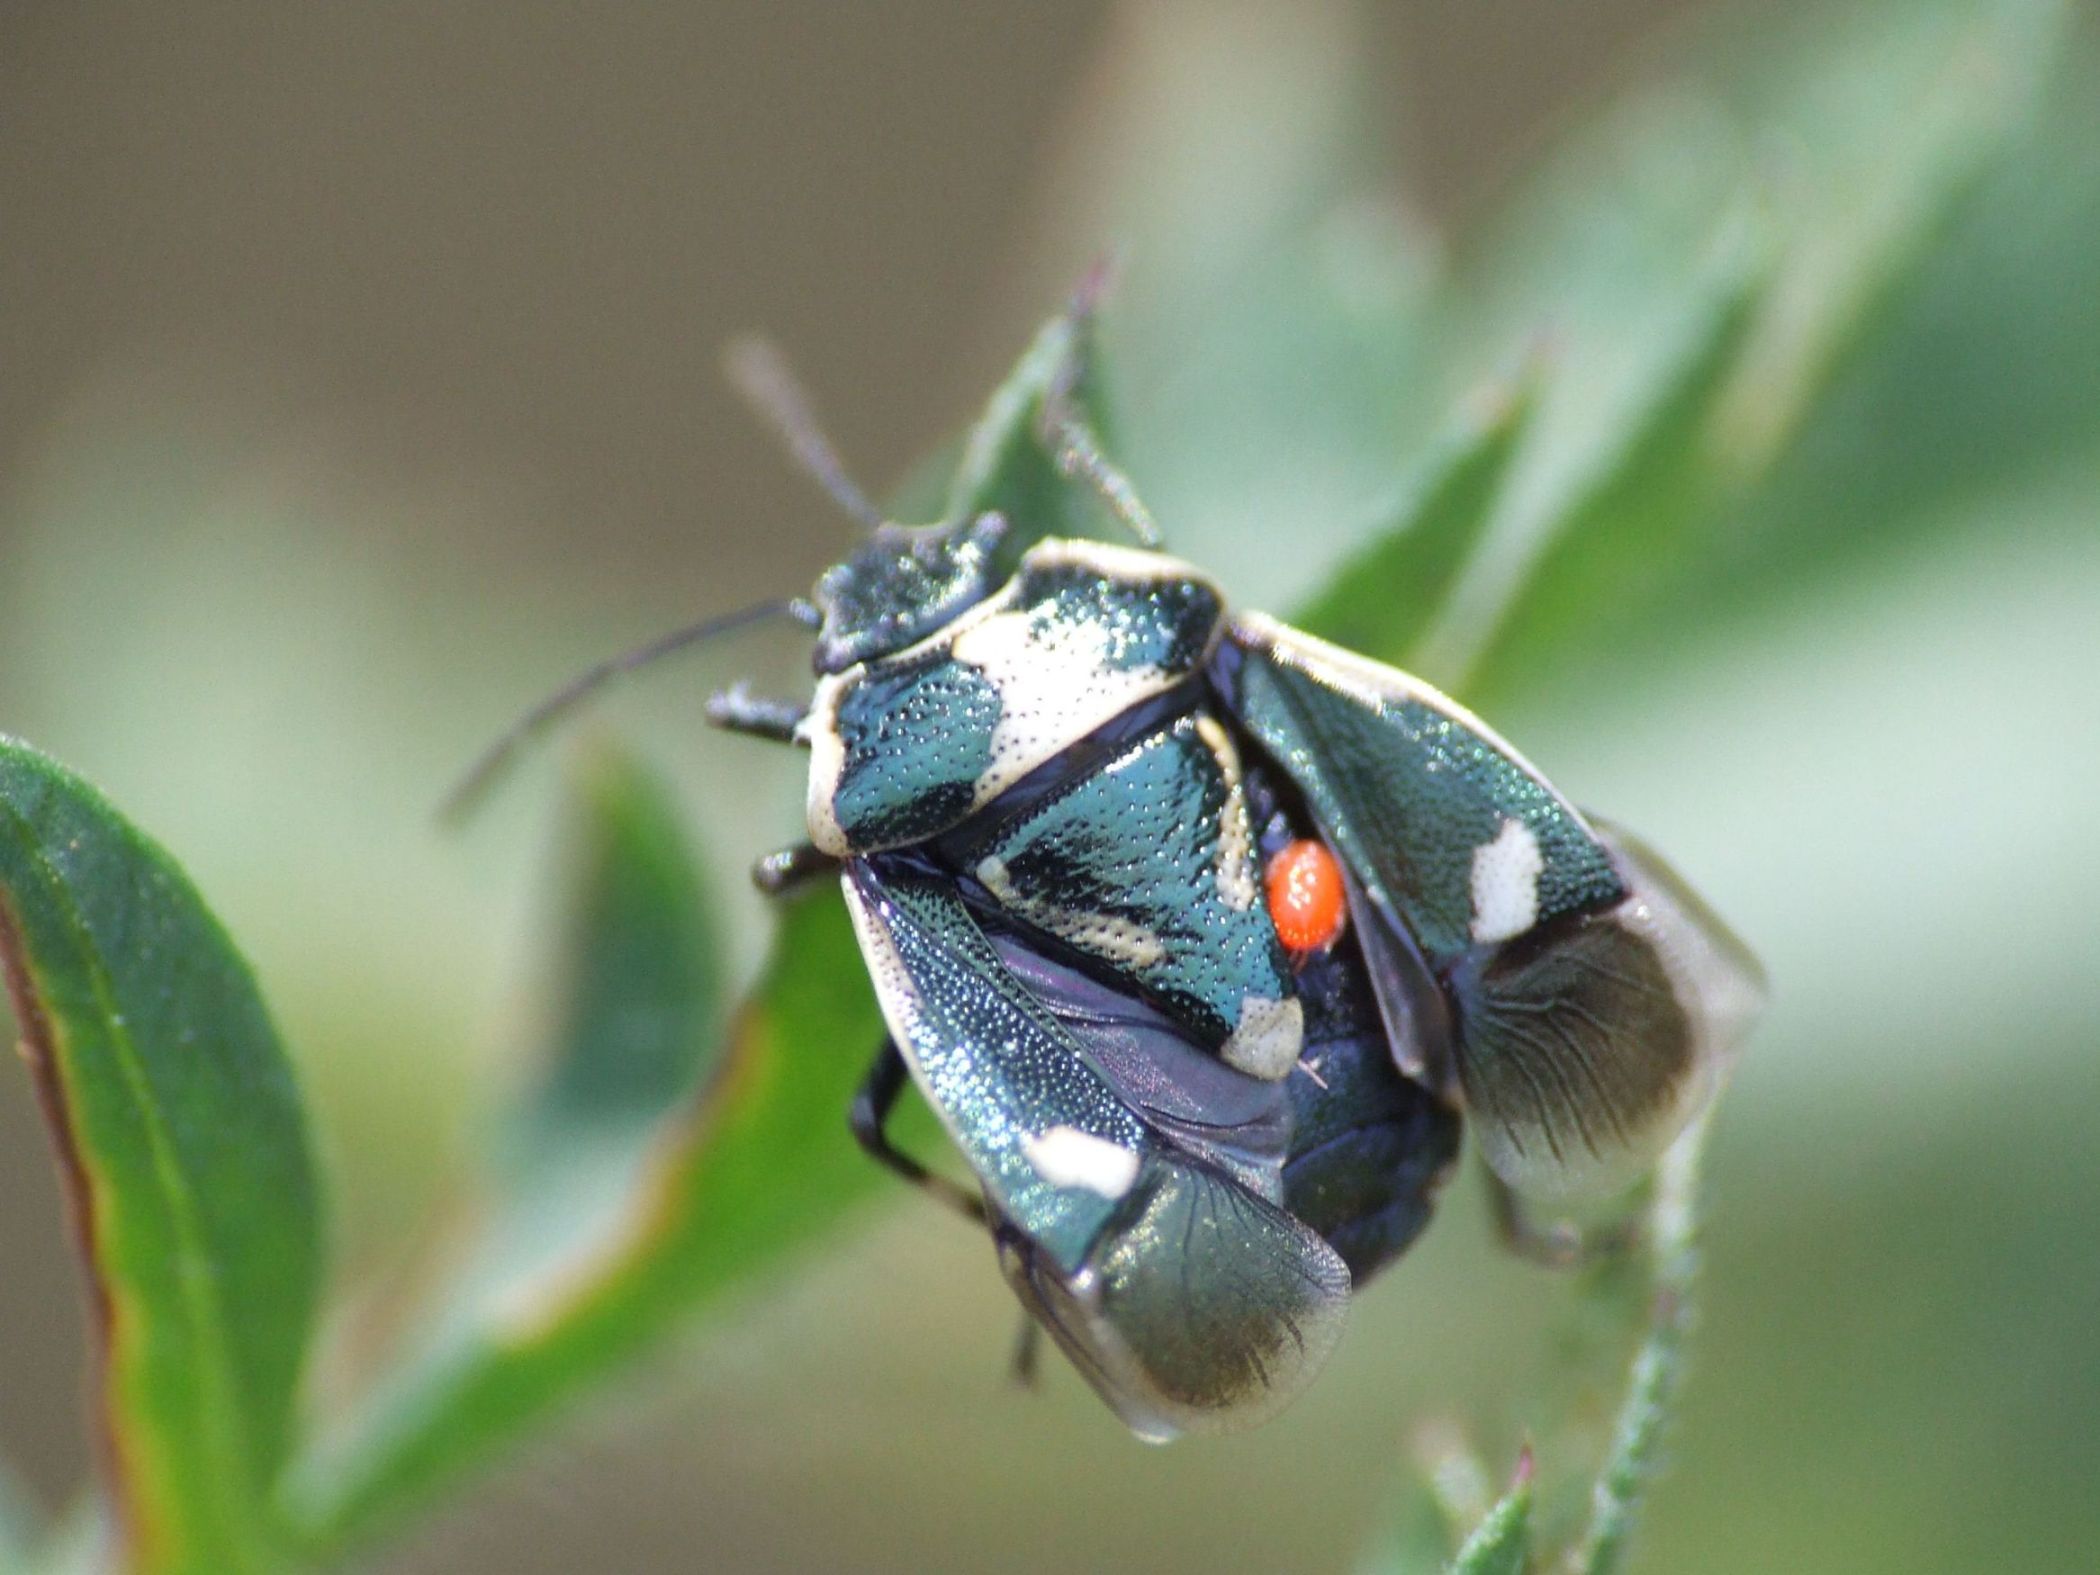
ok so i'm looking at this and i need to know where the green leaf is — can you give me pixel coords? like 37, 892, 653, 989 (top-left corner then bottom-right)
0, 738, 322, 1575
1702, 40, 2098, 617
480, 747, 725, 1293
287, 819, 882, 1555
1291, 365, 1538, 665
1139, 0, 2067, 677
290, 311, 1125, 1557
1426, 0, 2065, 698
1448, 1463, 1534, 1575
1352, 1481, 1469, 1575
938, 303, 1123, 555
1425, 253, 1770, 703
1009, 0, 1435, 600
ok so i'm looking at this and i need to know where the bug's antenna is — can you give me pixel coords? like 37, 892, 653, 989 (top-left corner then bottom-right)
1038, 260, 1163, 549
724, 334, 886, 532
440, 596, 818, 826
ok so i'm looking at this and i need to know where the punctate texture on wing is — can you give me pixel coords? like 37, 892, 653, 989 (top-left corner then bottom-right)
1221, 615, 1762, 1200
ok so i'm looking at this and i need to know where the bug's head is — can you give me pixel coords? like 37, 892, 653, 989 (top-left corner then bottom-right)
809, 513, 1009, 674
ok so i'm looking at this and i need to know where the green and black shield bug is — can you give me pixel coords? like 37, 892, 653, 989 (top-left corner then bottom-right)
453, 292, 1764, 1442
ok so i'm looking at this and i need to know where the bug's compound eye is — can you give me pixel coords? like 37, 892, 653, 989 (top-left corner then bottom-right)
1265, 839, 1347, 953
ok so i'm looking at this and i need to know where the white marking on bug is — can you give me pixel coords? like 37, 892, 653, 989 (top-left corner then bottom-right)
799, 671, 852, 857
1295, 1055, 1330, 1090
1024, 537, 1206, 584
1470, 817, 1544, 944
1195, 714, 1258, 911
1023, 1125, 1141, 1200
951, 609, 1172, 810
1220, 995, 1303, 1080
1480, 823, 1765, 1204
976, 854, 1166, 968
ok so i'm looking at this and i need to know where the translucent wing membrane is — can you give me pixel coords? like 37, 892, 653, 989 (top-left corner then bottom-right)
1220, 616, 1763, 1200
1003, 1155, 1350, 1443
843, 858, 1351, 1435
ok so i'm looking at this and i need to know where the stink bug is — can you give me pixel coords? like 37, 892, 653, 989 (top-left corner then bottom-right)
455, 299, 1763, 1442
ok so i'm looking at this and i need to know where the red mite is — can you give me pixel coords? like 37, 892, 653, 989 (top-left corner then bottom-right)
1264, 839, 1348, 954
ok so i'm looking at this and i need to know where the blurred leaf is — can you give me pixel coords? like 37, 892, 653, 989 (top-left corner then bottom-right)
288, 844, 882, 1555
1354, 1479, 1470, 1575
1448, 1464, 1533, 1575
1292, 364, 1537, 665
0, 1462, 35, 1570
1706, 72, 2100, 618
1697, 0, 2070, 467
481, 747, 724, 1291
1358, 1425, 1512, 1575
1429, 252, 1770, 702
290, 308, 1128, 1556
1072, 0, 2071, 677
940, 300, 1124, 556
1420, 0, 2067, 697
1004, 0, 1436, 598
0, 738, 321, 1575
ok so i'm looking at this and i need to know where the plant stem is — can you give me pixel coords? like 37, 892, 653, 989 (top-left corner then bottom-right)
1566, 1118, 1709, 1575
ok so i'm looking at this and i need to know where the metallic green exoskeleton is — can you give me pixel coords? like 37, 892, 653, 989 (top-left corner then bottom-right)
700, 492, 1761, 1439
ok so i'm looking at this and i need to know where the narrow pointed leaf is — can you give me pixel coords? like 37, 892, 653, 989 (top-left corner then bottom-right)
290, 318, 1120, 1554
1448, 1470, 1533, 1575
289, 861, 882, 1554
1359, 1427, 1497, 1575
1699, 0, 2069, 470
1430, 254, 1770, 704
939, 306, 1123, 554
1702, 5, 2089, 606
0, 739, 321, 1575
1008, 0, 1435, 599
480, 748, 724, 1297
1403, 0, 2063, 698
1291, 368, 1537, 665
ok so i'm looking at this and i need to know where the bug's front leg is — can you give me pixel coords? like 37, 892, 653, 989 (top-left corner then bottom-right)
749, 841, 839, 897
850, 1037, 988, 1226
711, 686, 839, 896
705, 682, 807, 744
1486, 1169, 1639, 1270
1009, 1312, 1043, 1392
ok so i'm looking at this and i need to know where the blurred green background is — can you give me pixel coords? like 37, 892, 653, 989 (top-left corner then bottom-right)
3, 2, 2096, 1571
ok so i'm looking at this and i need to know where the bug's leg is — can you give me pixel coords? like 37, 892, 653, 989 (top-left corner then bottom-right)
710, 685, 835, 896
850, 1038, 988, 1226
1038, 268, 1163, 549
705, 682, 807, 744
1009, 1313, 1043, 1391
1486, 1168, 1639, 1270
750, 842, 840, 898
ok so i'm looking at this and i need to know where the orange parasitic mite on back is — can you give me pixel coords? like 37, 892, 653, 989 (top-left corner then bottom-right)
1265, 839, 1348, 954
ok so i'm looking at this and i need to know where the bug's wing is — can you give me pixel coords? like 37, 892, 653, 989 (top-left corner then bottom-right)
843, 859, 1350, 1439
1001, 1153, 1352, 1442
1221, 613, 1764, 1201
